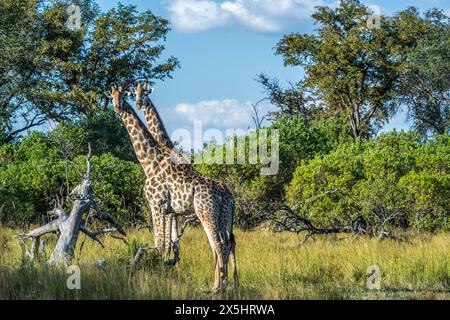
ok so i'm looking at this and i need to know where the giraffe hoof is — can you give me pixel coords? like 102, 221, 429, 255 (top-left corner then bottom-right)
211, 285, 228, 294
211, 288, 221, 295
164, 258, 179, 266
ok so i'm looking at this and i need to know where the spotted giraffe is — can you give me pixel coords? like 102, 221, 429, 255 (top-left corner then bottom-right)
134, 82, 238, 288
107, 85, 233, 290
132, 83, 178, 261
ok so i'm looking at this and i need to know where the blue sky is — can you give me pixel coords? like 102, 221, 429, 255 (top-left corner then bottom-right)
95, 0, 450, 145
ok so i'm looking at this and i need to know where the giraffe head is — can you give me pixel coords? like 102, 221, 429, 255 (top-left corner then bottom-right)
106, 85, 125, 112
135, 82, 154, 110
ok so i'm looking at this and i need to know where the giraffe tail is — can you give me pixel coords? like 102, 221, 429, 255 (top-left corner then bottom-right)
228, 200, 238, 289
229, 231, 239, 289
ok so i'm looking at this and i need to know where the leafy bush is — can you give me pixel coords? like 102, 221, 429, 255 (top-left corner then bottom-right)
81, 108, 137, 162
70, 153, 145, 223
195, 116, 352, 228
0, 131, 145, 225
398, 134, 450, 230
1, 120, 447, 233
0, 132, 64, 223
286, 131, 449, 231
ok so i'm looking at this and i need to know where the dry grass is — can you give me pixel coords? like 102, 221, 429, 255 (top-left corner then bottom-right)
0, 226, 448, 299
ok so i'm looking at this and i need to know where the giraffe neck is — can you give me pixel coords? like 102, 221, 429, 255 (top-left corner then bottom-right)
118, 102, 165, 172
143, 98, 174, 149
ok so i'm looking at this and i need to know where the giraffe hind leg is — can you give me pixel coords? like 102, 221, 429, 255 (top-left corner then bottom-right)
196, 211, 227, 291
222, 196, 237, 290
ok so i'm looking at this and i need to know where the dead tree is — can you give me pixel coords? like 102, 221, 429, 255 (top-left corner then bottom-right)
48, 122, 84, 203
17, 144, 126, 264
368, 205, 402, 240
250, 98, 267, 130
269, 205, 368, 244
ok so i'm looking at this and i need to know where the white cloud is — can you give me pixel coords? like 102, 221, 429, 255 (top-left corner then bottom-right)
174, 99, 254, 128
168, 0, 230, 32
168, 0, 324, 33
157, 98, 274, 151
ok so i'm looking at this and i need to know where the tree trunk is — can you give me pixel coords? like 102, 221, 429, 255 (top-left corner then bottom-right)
48, 199, 90, 264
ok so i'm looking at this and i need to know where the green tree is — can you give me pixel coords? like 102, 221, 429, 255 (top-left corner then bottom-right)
0, 0, 96, 144
275, 1, 429, 138
257, 74, 317, 122
399, 9, 449, 136
80, 108, 136, 162
0, 0, 178, 144
195, 116, 352, 228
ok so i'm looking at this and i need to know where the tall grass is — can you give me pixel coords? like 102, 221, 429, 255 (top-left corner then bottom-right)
0, 227, 448, 299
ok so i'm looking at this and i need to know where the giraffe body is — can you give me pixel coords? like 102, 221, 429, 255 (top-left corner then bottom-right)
135, 83, 238, 288
134, 84, 177, 260
110, 85, 236, 290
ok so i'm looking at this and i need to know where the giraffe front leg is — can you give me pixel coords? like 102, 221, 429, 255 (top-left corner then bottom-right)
166, 213, 181, 264
163, 213, 173, 260
145, 186, 172, 260
171, 214, 179, 251
150, 206, 164, 252
151, 203, 172, 261
144, 188, 161, 250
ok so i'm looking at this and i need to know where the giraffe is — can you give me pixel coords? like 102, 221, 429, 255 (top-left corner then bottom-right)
133, 82, 238, 288
107, 85, 234, 290
131, 83, 178, 261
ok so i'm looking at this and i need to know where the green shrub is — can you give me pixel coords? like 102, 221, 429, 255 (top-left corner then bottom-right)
195, 116, 353, 228
286, 131, 449, 231
0, 131, 146, 225
398, 134, 450, 231
286, 140, 365, 226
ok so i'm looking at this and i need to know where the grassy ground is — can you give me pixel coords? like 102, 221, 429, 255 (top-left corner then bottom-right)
0, 226, 448, 299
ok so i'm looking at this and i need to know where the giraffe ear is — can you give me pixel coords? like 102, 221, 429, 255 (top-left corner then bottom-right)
143, 82, 148, 90
144, 87, 154, 96
104, 91, 113, 99
118, 85, 123, 93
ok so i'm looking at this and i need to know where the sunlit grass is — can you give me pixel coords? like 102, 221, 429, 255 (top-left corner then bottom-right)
0, 227, 448, 299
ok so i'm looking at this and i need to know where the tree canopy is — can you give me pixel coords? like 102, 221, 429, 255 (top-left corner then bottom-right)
272, 0, 447, 138
398, 9, 449, 136
0, 0, 178, 144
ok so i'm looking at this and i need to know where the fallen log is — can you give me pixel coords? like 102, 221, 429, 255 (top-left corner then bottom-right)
269, 205, 368, 244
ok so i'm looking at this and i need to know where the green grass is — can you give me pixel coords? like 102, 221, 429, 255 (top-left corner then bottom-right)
0, 227, 448, 299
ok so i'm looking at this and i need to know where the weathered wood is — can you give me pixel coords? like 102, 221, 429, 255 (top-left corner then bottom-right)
131, 246, 159, 268
269, 205, 368, 244
80, 225, 118, 248
48, 198, 91, 264
18, 143, 126, 265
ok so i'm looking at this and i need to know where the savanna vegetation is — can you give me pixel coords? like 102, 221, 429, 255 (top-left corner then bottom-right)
0, 0, 448, 299
0, 227, 449, 299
